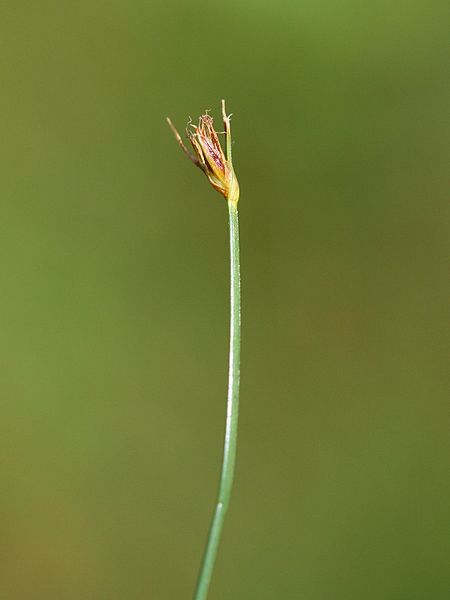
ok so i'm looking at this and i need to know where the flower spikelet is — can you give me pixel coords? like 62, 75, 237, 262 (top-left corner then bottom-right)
167, 100, 239, 205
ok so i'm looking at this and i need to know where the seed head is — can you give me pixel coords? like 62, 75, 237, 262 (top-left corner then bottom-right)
167, 100, 239, 205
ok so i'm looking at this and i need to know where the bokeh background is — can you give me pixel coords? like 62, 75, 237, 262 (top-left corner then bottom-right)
1, 1, 449, 598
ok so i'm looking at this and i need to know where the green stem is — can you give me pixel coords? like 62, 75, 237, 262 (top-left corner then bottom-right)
192, 200, 241, 600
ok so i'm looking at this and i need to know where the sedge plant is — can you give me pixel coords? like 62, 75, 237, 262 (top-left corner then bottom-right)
167, 100, 241, 600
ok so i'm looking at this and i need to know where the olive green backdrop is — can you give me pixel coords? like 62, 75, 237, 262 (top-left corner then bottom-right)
1, 1, 448, 599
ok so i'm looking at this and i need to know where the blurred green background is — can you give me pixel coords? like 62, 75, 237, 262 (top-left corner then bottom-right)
1, 1, 449, 598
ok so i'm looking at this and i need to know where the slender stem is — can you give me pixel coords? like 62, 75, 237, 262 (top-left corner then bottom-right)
192, 200, 241, 600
